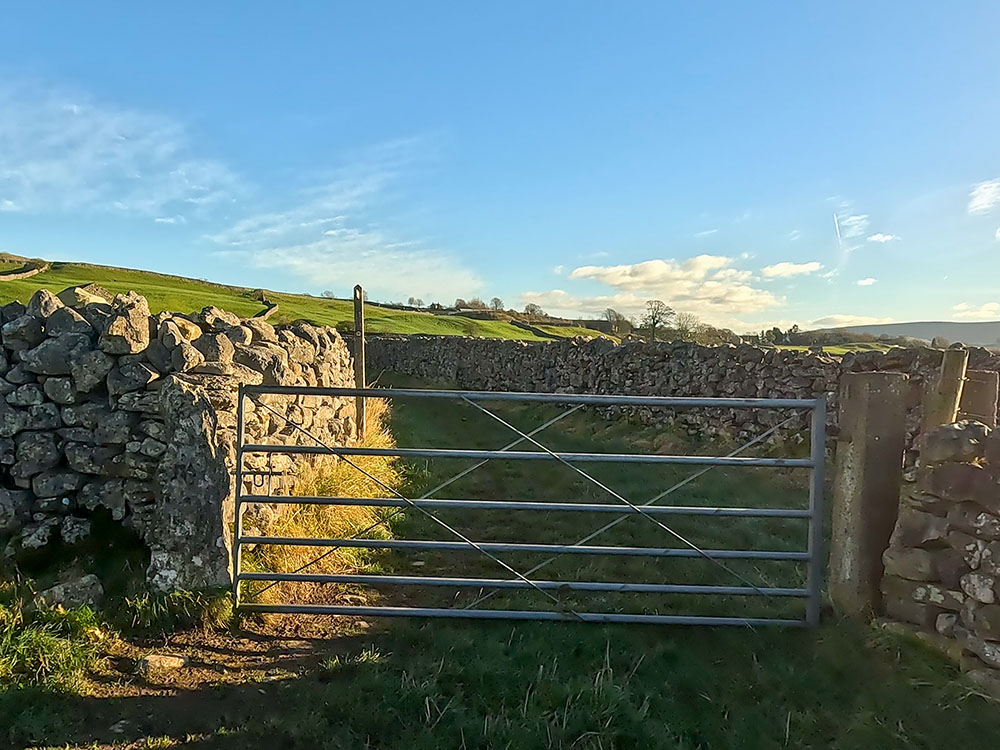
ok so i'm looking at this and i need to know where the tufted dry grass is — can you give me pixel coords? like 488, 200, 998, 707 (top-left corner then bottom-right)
243, 397, 403, 608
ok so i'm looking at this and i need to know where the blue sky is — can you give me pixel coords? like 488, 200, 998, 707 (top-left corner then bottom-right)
2, 3, 999, 332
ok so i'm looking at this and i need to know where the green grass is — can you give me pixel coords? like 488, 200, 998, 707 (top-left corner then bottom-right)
0, 581, 107, 691
0, 260, 556, 340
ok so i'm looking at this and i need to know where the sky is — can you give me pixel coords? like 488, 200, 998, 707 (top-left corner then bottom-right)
1, 3, 1000, 333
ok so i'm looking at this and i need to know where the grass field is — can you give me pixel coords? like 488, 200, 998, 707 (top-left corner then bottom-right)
3, 379, 998, 749
777, 342, 893, 355
0, 261, 556, 341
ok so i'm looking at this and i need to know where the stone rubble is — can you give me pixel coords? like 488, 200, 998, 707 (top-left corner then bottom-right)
0, 289, 356, 592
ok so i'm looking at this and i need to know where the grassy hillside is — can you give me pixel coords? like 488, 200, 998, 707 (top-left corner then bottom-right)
0, 261, 554, 341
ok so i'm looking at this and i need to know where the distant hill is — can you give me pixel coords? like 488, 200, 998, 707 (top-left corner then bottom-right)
827, 320, 1000, 347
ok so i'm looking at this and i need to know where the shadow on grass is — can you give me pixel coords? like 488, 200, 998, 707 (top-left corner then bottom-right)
4, 616, 999, 750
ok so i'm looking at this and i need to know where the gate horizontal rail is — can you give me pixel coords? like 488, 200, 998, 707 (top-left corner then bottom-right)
237, 603, 805, 628
237, 572, 808, 597
241, 443, 812, 467
239, 535, 811, 559
241, 495, 812, 518
233, 385, 827, 628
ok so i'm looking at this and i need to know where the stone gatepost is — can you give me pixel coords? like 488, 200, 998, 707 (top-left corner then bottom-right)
829, 372, 909, 616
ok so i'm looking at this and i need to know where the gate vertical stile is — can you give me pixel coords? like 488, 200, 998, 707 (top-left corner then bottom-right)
233, 384, 246, 610
806, 397, 826, 627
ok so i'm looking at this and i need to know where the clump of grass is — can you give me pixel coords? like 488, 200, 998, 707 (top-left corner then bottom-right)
0, 580, 109, 690
122, 589, 232, 633
245, 398, 404, 606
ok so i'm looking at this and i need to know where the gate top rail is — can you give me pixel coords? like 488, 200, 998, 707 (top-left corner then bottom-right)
240, 384, 818, 409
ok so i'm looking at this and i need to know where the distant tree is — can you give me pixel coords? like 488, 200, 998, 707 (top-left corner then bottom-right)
674, 312, 704, 341
490, 296, 505, 311
407, 296, 425, 307
603, 308, 630, 335
467, 297, 488, 310
523, 303, 546, 317
454, 298, 468, 309
321, 290, 336, 298
641, 300, 675, 341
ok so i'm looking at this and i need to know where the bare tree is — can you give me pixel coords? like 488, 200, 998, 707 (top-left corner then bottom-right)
321, 290, 336, 299
467, 297, 488, 310
490, 297, 504, 311
674, 311, 703, 341
407, 296, 425, 307
602, 308, 630, 335
523, 303, 545, 317
641, 300, 675, 341
454, 298, 467, 309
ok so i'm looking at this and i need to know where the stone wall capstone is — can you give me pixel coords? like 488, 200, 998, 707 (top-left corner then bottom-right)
0, 289, 355, 592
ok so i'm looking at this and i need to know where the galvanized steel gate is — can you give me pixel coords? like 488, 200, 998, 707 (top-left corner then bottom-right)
233, 386, 826, 627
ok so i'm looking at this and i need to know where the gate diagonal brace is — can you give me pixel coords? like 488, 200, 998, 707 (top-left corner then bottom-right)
242, 394, 587, 618
463, 410, 805, 610
461, 397, 806, 603
245, 396, 583, 597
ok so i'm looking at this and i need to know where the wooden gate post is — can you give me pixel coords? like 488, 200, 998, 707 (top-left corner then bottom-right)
922, 346, 968, 433
353, 284, 366, 440
829, 372, 908, 616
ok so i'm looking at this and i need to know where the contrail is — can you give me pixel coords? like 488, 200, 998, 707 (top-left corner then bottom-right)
832, 212, 843, 248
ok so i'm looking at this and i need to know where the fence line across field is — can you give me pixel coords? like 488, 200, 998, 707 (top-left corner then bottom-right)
233, 385, 826, 628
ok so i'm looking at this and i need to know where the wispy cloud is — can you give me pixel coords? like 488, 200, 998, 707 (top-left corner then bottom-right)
210, 139, 482, 302
760, 261, 822, 279
867, 233, 898, 243
788, 230, 802, 241
968, 179, 1000, 215
856, 277, 877, 286
838, 214, 870, 240
0, 80, 242, 218
953, 302, 1000, 320
693, 229, 718, 238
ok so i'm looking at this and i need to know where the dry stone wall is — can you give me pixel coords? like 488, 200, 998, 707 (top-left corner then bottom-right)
0, 289, 355, 593
366, 336, 1000, 450
880, 421, 1000, 687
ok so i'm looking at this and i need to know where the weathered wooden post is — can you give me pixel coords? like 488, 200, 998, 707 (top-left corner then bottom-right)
353, 284, 366, 440
922, 346, 968, 433
828, 372, 908, 616
959, 369, 999, 427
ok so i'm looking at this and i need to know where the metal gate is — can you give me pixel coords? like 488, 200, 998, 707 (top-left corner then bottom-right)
233, 385, 826, 627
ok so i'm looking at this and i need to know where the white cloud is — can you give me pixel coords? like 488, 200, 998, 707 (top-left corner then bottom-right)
808, 314, 894, 329
760, 261, 822, 279
523, 254, 781, 328
867, 233, 898, 243
953, 302, 1000, 320
968, 179, 1000, 215
856, 277, 877, 286
210, 140, 482, 302
995, 228, 1000, 241
693, 229, 718, 238
788, 230, 802, 241
552, 265, 565, 275
154, 216, 186, 225
0, 81, 241, 217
